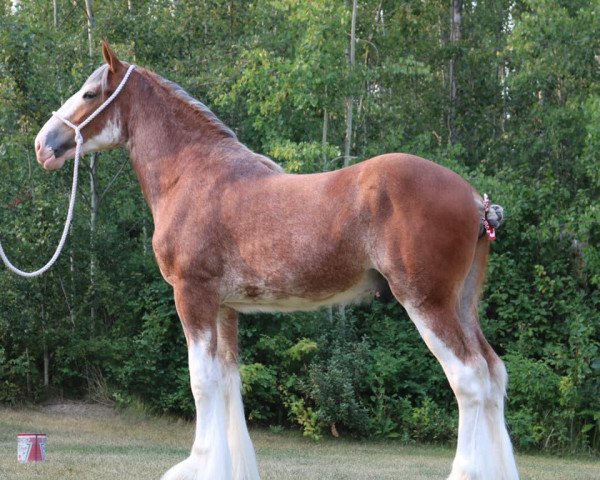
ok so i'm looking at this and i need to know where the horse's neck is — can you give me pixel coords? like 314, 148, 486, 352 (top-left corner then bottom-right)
125, 96, 243, 216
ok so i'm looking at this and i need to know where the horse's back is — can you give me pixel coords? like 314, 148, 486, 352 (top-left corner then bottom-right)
354, 153, 475, 205
329, 153, 481, 246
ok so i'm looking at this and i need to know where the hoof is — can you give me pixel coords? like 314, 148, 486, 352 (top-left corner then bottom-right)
161, 458, 197, 480
447, 463, 519, 480
161, 456, 232, 480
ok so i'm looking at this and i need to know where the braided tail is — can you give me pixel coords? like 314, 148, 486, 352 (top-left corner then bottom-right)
480, 193, 504, 241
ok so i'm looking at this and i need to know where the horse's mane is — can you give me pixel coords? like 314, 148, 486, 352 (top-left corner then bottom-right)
141, 68, 237, 140
87, 63, 236, 140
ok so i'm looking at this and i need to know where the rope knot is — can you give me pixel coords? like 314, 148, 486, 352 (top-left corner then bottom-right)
74, 129, 83, 146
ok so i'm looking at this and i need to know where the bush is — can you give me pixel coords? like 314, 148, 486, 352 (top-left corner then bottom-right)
405, 397, 457, 443
240, 362, 279, 422
107, 279, 193, 416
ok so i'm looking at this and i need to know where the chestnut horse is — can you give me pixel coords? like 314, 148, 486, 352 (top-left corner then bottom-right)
34, 42, 519, 480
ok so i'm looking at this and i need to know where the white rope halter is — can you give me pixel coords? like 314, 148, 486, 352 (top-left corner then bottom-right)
0, 64, 136, 278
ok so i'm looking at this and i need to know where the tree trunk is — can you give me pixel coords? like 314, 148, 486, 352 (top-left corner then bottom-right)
344, 97, 353, 167
53, 0, 58, 28
321, 108, 329, 171
43, 347, 49, 388
84, 0, 99, 326
128, 0, 138, 63
448, 0, 462, 145
84, 0, 94, 58
343, 0, 358, 168
499, 60, 507, 134
25, 347, 32, 397
42, 283, 49, 389
227, 0, 234, 37
89, 156, 99, 326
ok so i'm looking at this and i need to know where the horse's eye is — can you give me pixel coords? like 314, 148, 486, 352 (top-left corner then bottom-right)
83, 91, 98, 100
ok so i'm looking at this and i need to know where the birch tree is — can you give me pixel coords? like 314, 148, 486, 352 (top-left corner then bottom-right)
343, 0, 358, 167
448, 0, 462, 145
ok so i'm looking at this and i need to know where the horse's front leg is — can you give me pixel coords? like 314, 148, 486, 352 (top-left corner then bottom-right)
161, 284, 238, 480
219, 308, 260, 480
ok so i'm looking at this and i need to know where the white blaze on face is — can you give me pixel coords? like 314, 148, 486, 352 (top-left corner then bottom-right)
35, 88, 83, 170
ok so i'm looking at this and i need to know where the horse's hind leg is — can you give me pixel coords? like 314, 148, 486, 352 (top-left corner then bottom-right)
403, 301, 518, 480
385, 244, 518, 479
452, 244, 519, 480
218, 308, 261, 480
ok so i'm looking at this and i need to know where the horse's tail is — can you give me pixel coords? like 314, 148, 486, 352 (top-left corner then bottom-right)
475, 193, 504, 240
455, 193, 507, 338
487, 203, 504, 229
459, 193, 506, 381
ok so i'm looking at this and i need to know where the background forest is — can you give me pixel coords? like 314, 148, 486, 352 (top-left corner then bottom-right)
0, 0, 598, 454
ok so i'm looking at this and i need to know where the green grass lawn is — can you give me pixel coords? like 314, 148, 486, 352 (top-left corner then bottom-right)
0, 404, 597, 480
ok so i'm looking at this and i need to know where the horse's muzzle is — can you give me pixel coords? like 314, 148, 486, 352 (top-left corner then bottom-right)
34, 127, 74, 170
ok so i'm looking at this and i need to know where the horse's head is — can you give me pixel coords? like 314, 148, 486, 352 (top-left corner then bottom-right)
35, 41, 131, 170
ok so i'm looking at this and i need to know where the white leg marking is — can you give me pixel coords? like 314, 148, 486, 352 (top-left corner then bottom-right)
162, 336, 233, 480
405, 306, 519, 480
484, 361, 520, 480
224, 367, 260, 480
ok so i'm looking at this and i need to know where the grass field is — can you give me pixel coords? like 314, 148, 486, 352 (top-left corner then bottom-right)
0, 404, 598, 480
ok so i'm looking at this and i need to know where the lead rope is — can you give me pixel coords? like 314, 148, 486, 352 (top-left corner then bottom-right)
0, 64, 136, 278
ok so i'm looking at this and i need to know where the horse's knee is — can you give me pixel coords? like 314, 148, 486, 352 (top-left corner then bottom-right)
188, 339, 222, 400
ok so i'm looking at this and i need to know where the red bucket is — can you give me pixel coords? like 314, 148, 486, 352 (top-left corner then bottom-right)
17, 433, 47, 463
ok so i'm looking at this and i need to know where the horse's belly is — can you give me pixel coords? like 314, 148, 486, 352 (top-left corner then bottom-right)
222, 269, 388, 313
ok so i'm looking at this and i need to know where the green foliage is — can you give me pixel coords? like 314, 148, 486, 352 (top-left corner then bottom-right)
108, 279, 192, 416
306, 316, 372, 437
240, 363, 279, 422
285, 395, 322, 441
405, 397, 457, 444
267, 140, 339, 173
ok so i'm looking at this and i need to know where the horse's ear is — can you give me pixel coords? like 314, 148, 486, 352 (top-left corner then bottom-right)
101, 40, 124, 73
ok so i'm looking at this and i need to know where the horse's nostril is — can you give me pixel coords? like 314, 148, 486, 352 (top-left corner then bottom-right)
35, 139, 41, 152
52, 146, 64, 158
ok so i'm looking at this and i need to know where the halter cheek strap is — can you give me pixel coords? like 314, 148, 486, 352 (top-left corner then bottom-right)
0, 64, 136, 278
52, 64, 136, 156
